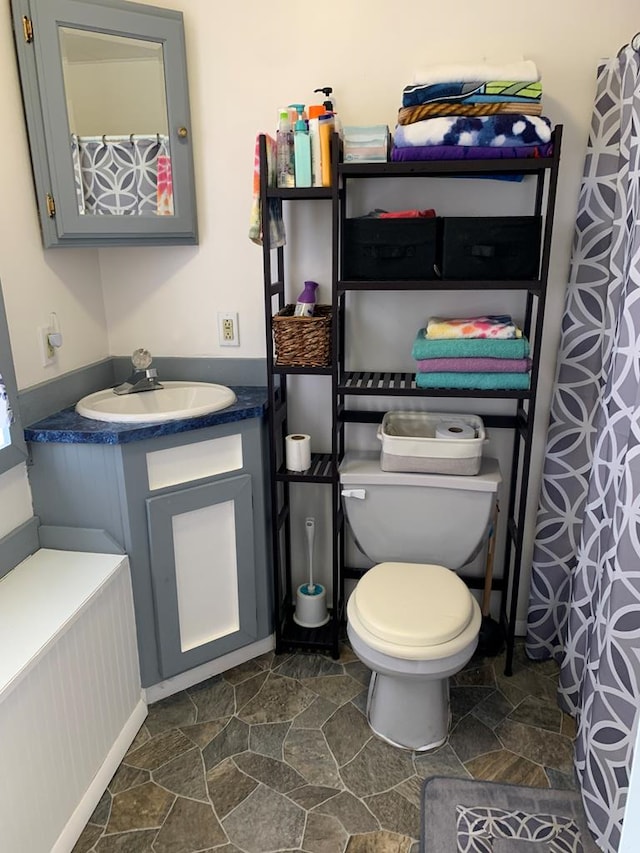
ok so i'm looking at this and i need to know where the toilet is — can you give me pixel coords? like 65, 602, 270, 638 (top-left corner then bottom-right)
340, 450, 501, 751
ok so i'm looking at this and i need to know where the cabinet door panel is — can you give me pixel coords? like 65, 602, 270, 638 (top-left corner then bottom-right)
147, 475, 257, 678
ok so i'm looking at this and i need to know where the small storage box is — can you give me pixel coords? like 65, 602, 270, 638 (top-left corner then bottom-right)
377, 411, 486, 475
441, 216, 542, 280
343, 217, 440, 281
272, 304, 332, 368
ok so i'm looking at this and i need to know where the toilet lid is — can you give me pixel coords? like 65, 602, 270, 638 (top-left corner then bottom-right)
351, 562, 474, 647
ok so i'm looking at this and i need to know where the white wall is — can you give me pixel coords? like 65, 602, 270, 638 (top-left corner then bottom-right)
0, 0, 638, 594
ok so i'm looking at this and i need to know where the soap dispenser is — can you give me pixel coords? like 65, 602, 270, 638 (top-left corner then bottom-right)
290, 103, 311, 187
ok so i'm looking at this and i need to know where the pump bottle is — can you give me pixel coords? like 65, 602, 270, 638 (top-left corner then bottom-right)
290, 103, 311, 187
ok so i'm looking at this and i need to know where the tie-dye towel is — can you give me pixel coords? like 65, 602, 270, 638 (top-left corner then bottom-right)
402, 80, 542, 109
249, 134, 285, 248
394, 115, 551, 148
426, 315, 521, 340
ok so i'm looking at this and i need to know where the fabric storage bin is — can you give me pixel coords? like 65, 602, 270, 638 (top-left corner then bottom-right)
272, 304, 332, 367
343, 217, 440, 280
440, 216, 542, 280
377, 411, 486, 475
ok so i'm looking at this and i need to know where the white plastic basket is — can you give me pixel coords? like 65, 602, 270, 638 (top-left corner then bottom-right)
376, 411, 486, 475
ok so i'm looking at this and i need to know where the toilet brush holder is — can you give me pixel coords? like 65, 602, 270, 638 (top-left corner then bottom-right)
293, 583, 330, 628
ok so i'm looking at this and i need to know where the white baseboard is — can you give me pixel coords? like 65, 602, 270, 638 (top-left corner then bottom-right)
52, 696, 147, 853
144, 635, 276, 705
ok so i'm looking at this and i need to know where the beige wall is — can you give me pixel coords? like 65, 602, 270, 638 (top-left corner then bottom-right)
0, 0, 638, 613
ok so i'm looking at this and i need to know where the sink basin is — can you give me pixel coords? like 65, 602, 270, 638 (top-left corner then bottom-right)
76, 381, 237, 424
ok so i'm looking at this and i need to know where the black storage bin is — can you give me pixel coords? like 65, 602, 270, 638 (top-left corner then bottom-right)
441, 216, 542, 280
343, 217, 440, 281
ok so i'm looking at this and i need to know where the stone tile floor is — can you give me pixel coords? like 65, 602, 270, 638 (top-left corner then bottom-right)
72, 640, 576, 853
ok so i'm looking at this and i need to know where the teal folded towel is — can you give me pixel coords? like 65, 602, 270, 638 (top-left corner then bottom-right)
412, 329, 530, 360
415, 371, 531, 390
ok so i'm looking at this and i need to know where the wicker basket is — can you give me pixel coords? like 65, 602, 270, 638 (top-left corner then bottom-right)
272, 304, 332, 368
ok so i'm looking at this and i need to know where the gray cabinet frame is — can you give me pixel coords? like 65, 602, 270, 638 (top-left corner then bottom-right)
147, 475, 259, 679
10, 0, 198, 247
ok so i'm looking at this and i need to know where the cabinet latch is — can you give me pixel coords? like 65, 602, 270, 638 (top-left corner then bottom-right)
45, 193, 56, 218
22, 16, 33, 43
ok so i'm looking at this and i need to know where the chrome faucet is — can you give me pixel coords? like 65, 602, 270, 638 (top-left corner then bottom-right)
113, 348, 163, 395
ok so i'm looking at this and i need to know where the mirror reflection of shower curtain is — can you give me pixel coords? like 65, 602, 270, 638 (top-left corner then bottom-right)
0, 371, 13, 448
71, 134, 174, 216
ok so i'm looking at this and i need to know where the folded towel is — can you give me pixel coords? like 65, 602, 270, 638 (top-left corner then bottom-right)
398, 101, 543, 125
416, 357, 532, 373
394, 115, 551, 149
391, 143, 552, 162
249, 134, 285, 248
402, 80, 543, 109
426, 315, 521, 340
412, 61, 540, 86
412, 330, 530, 360
416, 371, 531, 390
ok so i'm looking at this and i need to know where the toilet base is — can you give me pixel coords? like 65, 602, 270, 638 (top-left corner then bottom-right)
366, 670, 450, 751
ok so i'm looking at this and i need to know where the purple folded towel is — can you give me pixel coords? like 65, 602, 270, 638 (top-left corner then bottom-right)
391, 143, 553, 161
415, 357, 532, 373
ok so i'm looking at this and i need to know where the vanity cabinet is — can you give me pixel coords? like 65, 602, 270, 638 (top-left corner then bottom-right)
27, 416, 272, 686
10, 0, 198, 247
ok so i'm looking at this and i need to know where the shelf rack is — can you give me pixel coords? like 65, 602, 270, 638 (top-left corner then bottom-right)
260, 127, 562, 674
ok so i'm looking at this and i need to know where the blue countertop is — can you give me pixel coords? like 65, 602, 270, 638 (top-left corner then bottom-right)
24, 386, 268, 445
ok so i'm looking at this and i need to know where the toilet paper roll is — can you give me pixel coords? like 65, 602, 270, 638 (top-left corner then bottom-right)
435, 421, 476, 440
285, 434, 311, 471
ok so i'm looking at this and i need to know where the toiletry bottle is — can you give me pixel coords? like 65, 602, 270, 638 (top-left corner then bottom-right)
307, 104, 326, 188
276, 109, 295, 188
294, 280, 318, 317
317, 113, 335, 187
313, 86, 341, 133
291, 104, 312, 187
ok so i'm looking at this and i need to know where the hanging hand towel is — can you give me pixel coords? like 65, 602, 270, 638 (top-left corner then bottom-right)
249, 134, 285, 248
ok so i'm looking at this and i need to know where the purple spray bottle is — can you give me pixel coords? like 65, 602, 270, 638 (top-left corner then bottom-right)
294, 280, 318, 317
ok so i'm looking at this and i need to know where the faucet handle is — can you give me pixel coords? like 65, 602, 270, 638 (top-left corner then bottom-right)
132, 348, 152, 370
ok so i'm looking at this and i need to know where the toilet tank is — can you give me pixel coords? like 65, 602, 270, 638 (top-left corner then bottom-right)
340, 451, 501, 569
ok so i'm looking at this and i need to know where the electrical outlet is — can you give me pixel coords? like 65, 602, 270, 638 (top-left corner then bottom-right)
218, 312, 239, 347
38, 326, 56, 366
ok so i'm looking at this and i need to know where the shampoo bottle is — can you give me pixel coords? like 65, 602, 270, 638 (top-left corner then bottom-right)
276, 109, 295, 188
291, 104, 311, 187
294, 280, 318, 317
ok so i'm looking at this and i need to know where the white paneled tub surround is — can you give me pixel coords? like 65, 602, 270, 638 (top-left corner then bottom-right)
0, 549, 146, 853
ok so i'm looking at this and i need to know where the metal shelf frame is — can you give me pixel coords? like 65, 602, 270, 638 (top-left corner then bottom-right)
260, 128, 563, 673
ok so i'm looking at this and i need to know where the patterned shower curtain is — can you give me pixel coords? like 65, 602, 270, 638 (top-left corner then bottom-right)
0, 371, 13, 445
526, 46, 640, 853
71, 134, 174, 216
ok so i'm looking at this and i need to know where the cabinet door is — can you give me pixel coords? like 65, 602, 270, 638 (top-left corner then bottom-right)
10, 0, 197, 247
146, 475, 258, 679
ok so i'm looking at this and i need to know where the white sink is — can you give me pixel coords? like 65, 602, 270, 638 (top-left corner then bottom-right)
76, 381, 237, 424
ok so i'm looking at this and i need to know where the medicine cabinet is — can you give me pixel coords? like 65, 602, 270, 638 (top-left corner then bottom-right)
10, 0, 198, 248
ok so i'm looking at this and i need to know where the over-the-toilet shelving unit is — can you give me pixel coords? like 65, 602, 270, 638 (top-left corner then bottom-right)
259, 127, 562, 674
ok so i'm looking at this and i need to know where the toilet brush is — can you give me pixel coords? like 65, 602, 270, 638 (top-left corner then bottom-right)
293, 517, 330, 628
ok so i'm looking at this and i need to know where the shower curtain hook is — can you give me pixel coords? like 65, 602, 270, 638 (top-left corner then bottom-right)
632, 32, 640, 51
156, 132, 160, 145
101, 134, 107, 147
129, 133, 135, 146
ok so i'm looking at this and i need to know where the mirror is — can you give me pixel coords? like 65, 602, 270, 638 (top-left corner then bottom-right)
11, 0, 198, 247
59, 28, 174, 218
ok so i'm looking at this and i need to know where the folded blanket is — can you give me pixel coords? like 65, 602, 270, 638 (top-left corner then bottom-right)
402, 80, 542, 109
426, 315, 520, 340
412, 60, 540, 86
415, 357, 532, 373
416, 371, 531, 390
412, 330, 530, 360
391, 143, 552, 162
249, 134, 285, 248
394, 115, 551, 149
398, 101, 543, 125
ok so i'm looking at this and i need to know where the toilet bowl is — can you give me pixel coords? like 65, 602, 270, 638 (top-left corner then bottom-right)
340, 451, 501, 751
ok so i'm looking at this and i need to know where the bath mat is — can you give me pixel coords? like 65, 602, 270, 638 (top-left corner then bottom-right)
421, 776, 600, 852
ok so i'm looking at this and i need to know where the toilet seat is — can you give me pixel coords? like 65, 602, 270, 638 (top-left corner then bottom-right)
348, 561, 481, 661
